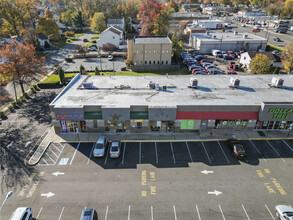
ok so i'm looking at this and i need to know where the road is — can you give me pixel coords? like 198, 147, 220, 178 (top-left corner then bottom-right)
1, 139, 293, 219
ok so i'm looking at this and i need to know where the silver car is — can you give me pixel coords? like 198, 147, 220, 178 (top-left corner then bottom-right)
93, 136, 107, 157
109, 140, 121, 158
275, 205, 293, 220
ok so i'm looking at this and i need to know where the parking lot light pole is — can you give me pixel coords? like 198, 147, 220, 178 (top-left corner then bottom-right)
0, 191, 13, 213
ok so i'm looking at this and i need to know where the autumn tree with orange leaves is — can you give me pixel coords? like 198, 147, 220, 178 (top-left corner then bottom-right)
0, 40, 46, 97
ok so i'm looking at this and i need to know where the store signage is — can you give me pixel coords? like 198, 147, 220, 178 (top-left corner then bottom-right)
268, 108, 293, 119
56, 114, 83, 119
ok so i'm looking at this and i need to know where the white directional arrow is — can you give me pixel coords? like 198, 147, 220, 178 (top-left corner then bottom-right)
52, 171, 65, 176
24, 141, 32, 148
7, 141, 13, 148
201, 170, 214, 175
41, 192, 55, 198
208, 190, 222, 196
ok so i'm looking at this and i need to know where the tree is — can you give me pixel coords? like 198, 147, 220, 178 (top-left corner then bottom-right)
79, 64, 86, 75
167, 0, 179, 12
125, 58, 134, 68
90, 12, 106, 33
58, 67, 65, 85
138, 0, 162, 36
281, 42, 293, 74
171, 32, 183, 58
72, 10, 84, 29
61, 9, 74, 26
44, 7, 53, 19
37, 17, 61, 41
75, 45, 88, 57
0, 40, 46, 96
281, 0, 293, 18
102, 43, 118, 54
23, 28, 39, 50
250, 54, 272, 74
153, 5, 173, 36
95, 67, 100, 75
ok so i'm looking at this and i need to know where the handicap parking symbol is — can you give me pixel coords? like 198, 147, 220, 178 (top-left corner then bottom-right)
59, 158, 69, 165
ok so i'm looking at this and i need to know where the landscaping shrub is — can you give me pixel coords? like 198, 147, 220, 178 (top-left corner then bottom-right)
8, 104, 14, 111
30, 87, 35, 92
64, 31, 75, 37
0, 111, 4, 118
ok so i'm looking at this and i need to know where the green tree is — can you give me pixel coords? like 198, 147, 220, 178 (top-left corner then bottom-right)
281, 0, 293, 19
72, 10, 83, 28
281, 42, 293, 74
44, 7, 53, 19
95, 66, 100, 75
250, 54, 272, 74
37, 17, 61, 41
153, 5, 173, 36
90, 12, 106, 33
171, 32, 184, 58
58, 67, 65, 85
61, 9, 74, 26
79, 64, 86, 75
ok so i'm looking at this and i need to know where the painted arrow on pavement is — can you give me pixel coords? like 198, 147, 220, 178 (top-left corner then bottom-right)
24, 141, 32, 148
201, 170, 214, 175
52, 171, 65, 176
41, 192, 55, 198
208, 190, 222, 196
7, 141, 14, 148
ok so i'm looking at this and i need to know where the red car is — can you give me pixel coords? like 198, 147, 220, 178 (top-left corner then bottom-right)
227, 70, 237, 75
200, 59, 214, 64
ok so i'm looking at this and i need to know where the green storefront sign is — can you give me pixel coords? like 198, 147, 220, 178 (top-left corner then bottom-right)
181, 120, 195, 129
269, 108, 293, 119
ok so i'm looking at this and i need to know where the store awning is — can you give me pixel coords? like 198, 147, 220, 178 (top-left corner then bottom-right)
130, 112, 148, 119
84, 112, 102, 119
176, 111, 258, 120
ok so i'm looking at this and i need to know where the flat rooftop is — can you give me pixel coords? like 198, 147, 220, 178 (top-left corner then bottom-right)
134, 36, 172, 44
191, 32, 267, 41
50, 74, 293, 108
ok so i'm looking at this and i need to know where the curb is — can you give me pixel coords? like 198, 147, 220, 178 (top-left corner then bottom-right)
28, 142, 52, 166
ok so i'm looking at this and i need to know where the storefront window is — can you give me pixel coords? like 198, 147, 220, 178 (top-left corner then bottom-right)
80, 121, 87, 132
261, 121, 268, 129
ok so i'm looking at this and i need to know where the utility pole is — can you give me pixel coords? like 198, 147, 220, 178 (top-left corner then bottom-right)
12, 75, 18, 103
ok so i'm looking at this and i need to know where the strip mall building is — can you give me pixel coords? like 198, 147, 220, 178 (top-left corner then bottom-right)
50, 74, 293, 134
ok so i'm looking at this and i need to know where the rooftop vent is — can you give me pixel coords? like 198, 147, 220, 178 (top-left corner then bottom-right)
270, 77, 284, 88
243, 34, 248, 39
229, 77, 240, 88
234, 31, 238, 35
190, 78, 198, 88
212, 35, 216, 38
149, 81, 156, 89
162, 85, 167, 91
82, 82, 94, 88
155, 83, 161, 91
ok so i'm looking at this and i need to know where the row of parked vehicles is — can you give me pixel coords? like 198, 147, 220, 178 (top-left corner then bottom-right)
181, 52, 226, 75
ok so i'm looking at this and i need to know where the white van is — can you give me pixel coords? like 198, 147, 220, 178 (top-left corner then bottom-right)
211, 49, 221, 56
10, 207, 32, 220
93, 136, 108, 157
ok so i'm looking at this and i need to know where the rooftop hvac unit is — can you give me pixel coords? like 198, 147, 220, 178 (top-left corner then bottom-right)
190, 78, 198, 88
270, 77, 284, 88
212, 35, 216, 38
234, 31, 238, 35
155, 83, 161, 91
162, 85, 167, 91
149, 81, 156, 89
82, 82, 93, 88
243, 34, 248, 39
229, 78, 240, 88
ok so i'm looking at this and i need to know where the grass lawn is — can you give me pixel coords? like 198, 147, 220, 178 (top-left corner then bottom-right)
74, 33, 85, 37
41, 73, 77, 83
267, 43, 285, 51
89, 39, 97, 42
84, 42, 97, 48
92, 33, 100, 39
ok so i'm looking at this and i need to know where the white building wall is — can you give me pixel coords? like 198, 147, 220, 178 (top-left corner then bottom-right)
239, 52, 251, 67
97, 31, 120, 47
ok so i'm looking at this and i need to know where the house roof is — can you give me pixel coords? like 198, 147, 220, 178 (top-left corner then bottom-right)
112, 26, 123, 32
38, 33, 48, 40
134, 36, 172, 44
247, 51, 281, 62
101, 26, 122, 35
108, 18, 124, 25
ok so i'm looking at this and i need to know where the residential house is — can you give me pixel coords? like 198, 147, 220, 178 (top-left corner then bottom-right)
129, 17, 141, 33
107, 18, 125, 30
127, 36, 173, 71
240, 51, 282, 71
38, 33, 51, 48
97, 26, 125, 49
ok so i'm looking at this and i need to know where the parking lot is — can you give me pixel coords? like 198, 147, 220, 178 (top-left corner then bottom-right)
2, 139, 293, 219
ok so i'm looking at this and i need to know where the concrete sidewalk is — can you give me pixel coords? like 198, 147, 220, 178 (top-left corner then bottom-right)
27, 127, 293, 166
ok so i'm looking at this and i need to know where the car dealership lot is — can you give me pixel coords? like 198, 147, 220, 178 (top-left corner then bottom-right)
2, 139, 293, 219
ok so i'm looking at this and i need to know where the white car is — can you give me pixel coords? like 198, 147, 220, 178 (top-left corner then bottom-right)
108, 55, 113, 61
93, 136, 108, 157
10, 207, 32, 220
109, 140, 121, 158
241, 24, 246, 27
275, 205, 293, 220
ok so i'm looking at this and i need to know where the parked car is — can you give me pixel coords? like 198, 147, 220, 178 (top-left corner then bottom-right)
201, 62, 212, 68
91, 40, 97, 43
275, 205, 293, 220
241, 24, 246, 27
80, 208, 98, 220
93, 136, 108, 157
227, 139, 247, 159
10, 207, 32, 220
200, 59, 213, 64
208, 68, 223, 75
180, 52, 191, 59
194, 55, 207, 61
108, 55, 114, 61
109, 140, 121, 158
206, 65, 220, 70
189, 65, 202, 71
227, 70, 237, 74
192, 69, 207, 74
83, 38, 89, 42
227, 51, 236, 58
274, 37, 281, 42
192, 71, 206, 75
224, 55, 235, 60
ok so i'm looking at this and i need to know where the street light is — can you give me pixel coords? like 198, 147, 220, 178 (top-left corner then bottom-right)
0, 191, 13, 212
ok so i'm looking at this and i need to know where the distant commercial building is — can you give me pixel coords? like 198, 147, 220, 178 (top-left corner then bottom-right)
127, 36, 173, 71
192, 19, 224, 29
189, 32, 267, 54
50, 74, 293, 134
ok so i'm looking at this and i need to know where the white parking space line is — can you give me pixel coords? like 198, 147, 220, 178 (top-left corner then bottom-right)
58, 207, 64, 220
87, 143, 95, 165
242, 204, 251, 220
128, 205, 131, 220
122, 142, 126, 165
151, 205, 154, 220
139, 142, 141, 164
45, 152, 56, 164
170, 142, 176, 164
105, 206, 108, 220
42, 158, 48, 165
217, 141, 230, 163
185, 142, 193, 163
266, 140, 285, 162
218, 205, 226, 220
36, 207, 43, 219
249, 140, 267, 163
265, 204, 275, 220
155, 142, 159, 164
60, 142, 66, 148
70, 143, 80, 165
51, 143, 62, 153
48, 147, 58, 158
195, 205, 201, 220
173, 205, 177, 220
282, 139, 293, 151
201, 142, 211, 164
104, 145, 110, 165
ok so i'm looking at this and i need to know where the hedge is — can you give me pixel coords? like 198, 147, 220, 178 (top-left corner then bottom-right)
0, 111, 4, 118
